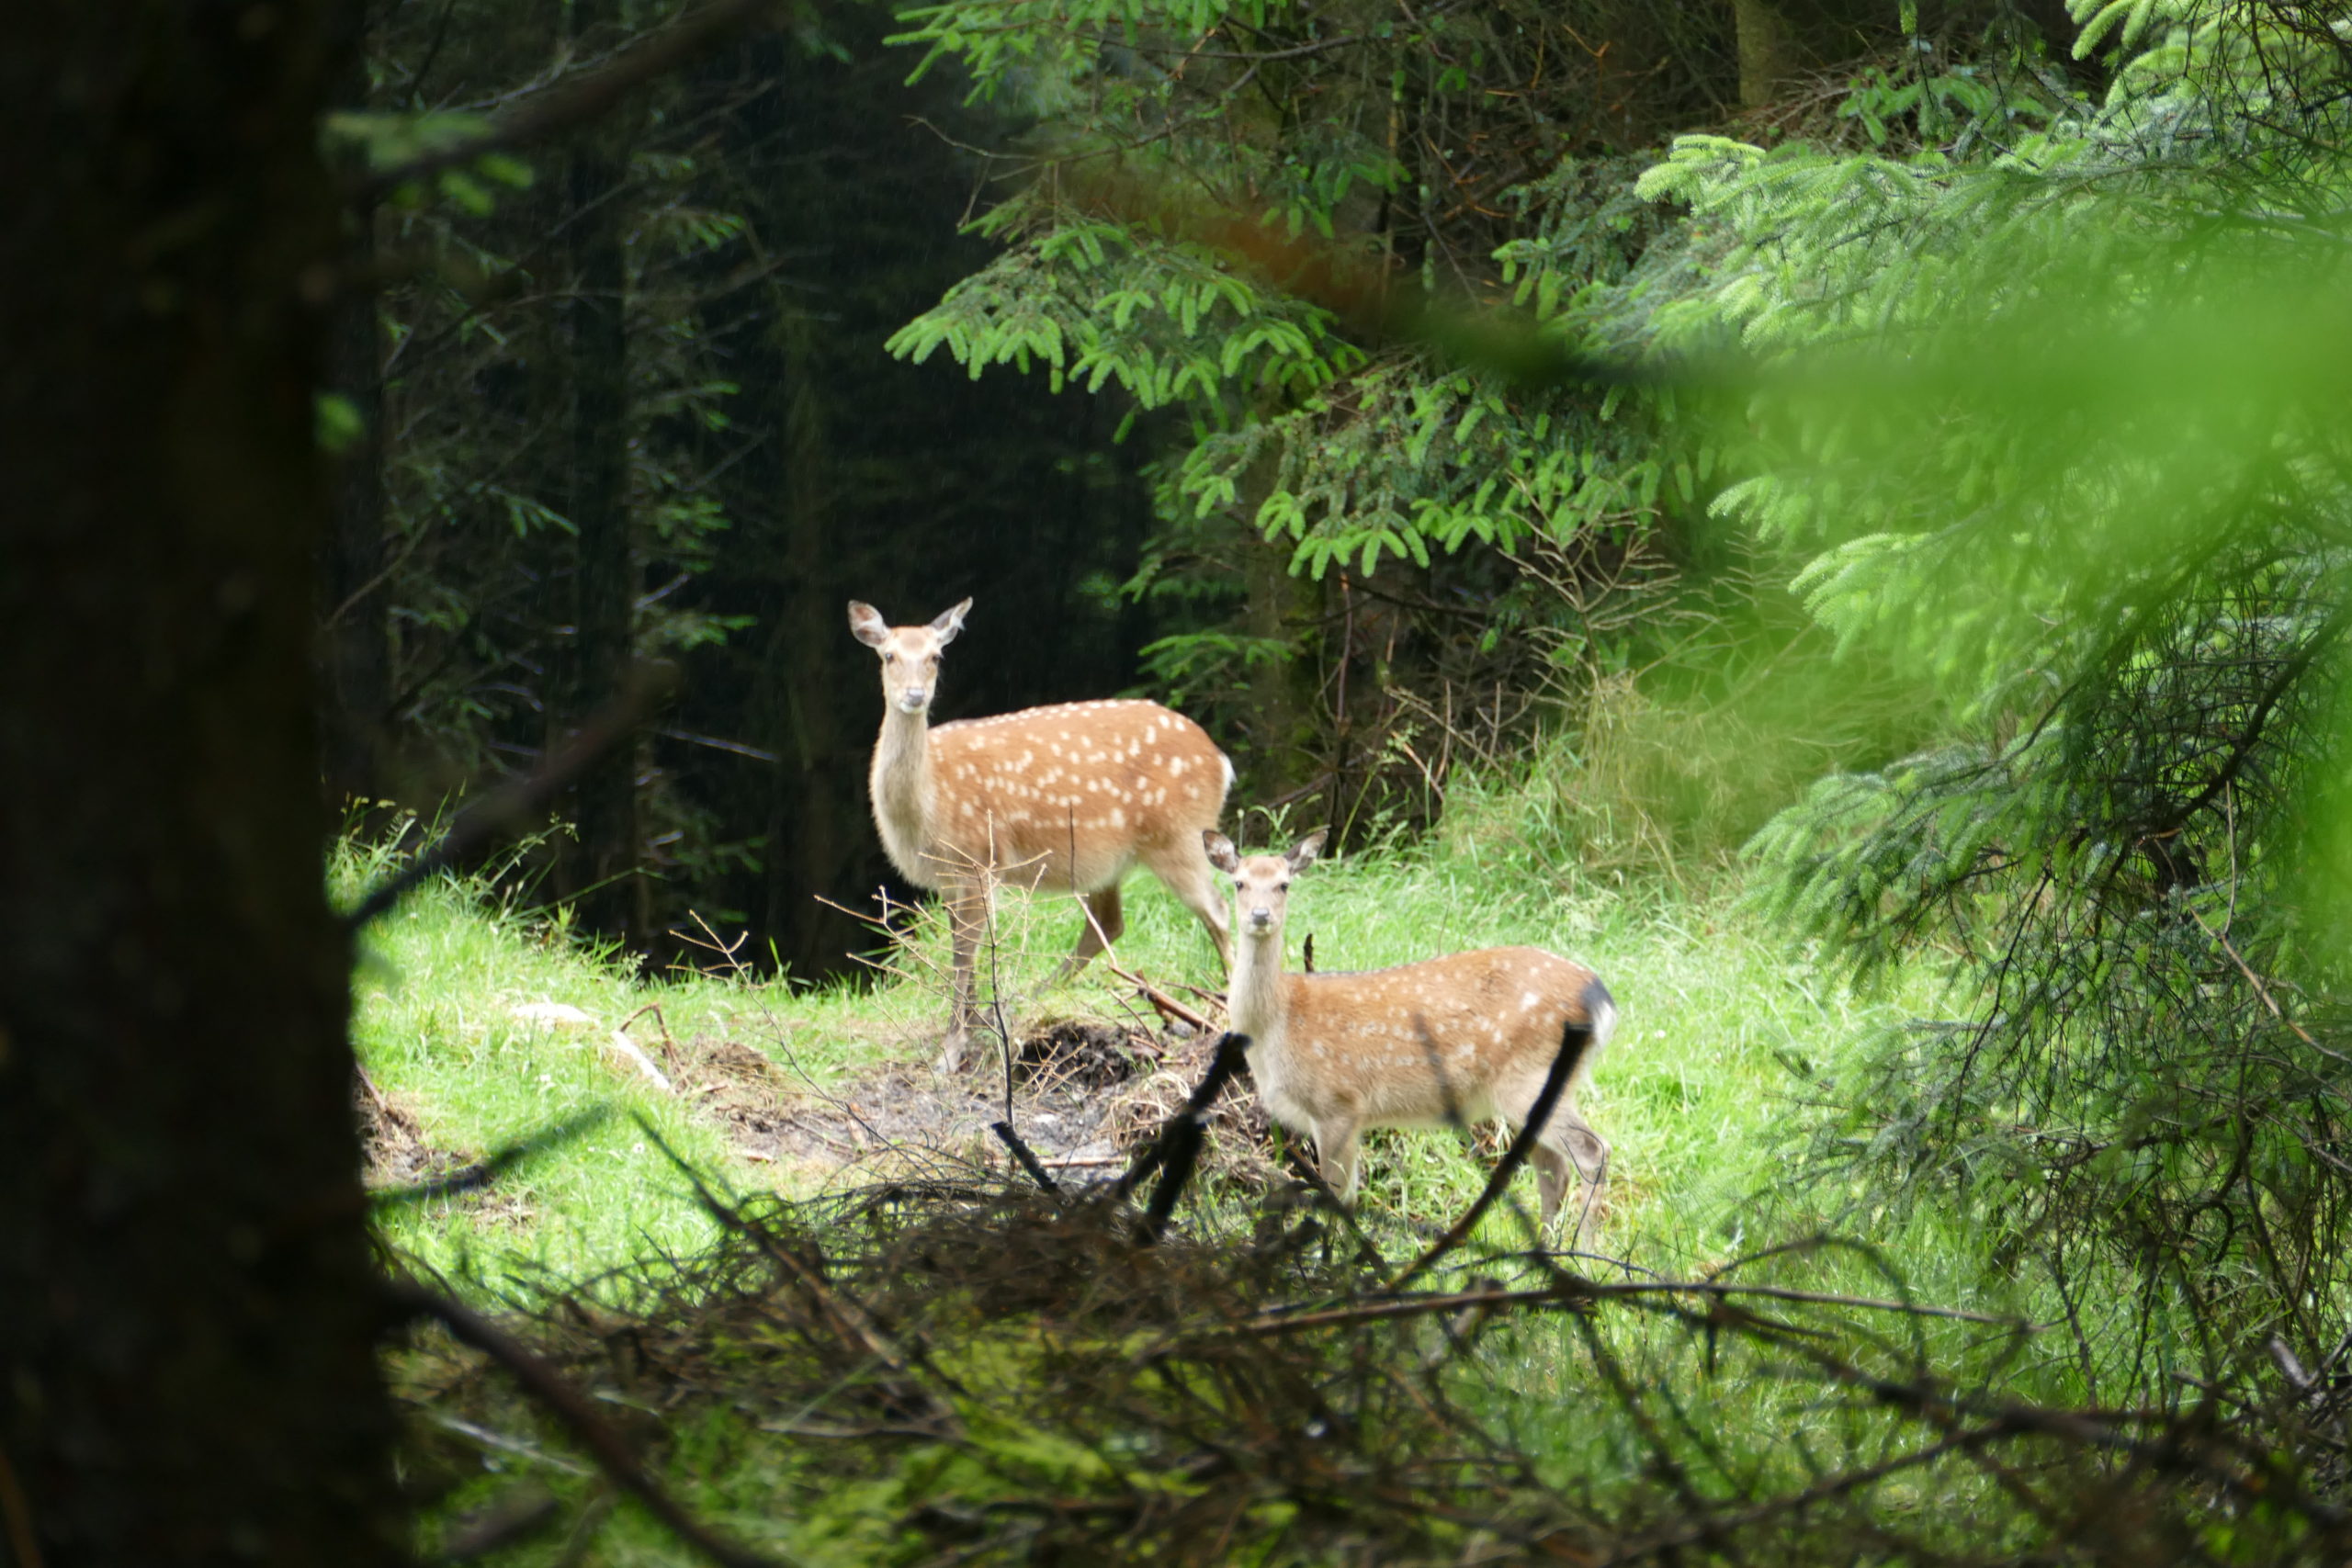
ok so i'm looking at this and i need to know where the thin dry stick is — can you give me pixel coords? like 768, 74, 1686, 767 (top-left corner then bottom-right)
2186, 904, 2346, 1060
619, 1003, 681, 1071
1196, 1278, 2018, 1342
355, 1062, 399, 1120
1105, 960, 1216, 1033
385, 1283, 782, 1568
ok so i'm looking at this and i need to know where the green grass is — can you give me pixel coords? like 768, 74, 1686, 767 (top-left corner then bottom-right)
346, 815, 2003, 1310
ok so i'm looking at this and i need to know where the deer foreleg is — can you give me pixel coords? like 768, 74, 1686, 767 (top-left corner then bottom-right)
940, 886, 986, 1073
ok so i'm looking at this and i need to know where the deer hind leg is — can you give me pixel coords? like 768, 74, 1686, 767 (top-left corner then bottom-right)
1501, 1067, 1609, 1239
1530, 1107, 1610, 1243
1142, 836, 1234, 972
1051, 882, 1125, 985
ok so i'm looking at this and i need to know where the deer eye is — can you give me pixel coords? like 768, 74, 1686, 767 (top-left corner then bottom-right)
883, 650, 899, 663
1275, 881, 1290, 892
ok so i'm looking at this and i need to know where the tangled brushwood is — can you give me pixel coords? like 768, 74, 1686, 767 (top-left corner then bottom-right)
394, 1089, 2352, 1566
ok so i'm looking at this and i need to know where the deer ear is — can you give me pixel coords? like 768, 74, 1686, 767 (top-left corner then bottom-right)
1203, 830, 1242, 875
932, 597, 973, 645
1286, 829, 1329, 872
848, 601, 890, 648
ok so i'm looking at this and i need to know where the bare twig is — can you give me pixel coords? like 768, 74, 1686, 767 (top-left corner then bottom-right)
1194, 1277, 2019, 1343
1105, 960, 1216, 1033
2186, 903, 2344, 1059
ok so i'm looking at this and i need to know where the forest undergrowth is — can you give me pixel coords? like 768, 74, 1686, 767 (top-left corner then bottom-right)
352, 783, 2352, 1565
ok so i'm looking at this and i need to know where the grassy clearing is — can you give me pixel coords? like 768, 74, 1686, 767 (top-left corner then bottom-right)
348, 810, 2007, 1317
366, 810, 2187, 1563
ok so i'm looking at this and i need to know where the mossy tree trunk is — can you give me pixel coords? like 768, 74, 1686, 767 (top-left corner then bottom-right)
1731, 0, 1899, 109
0, 2, 403, 1561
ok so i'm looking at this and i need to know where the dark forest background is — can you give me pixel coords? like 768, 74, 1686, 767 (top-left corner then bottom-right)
332, 1, 1176, 976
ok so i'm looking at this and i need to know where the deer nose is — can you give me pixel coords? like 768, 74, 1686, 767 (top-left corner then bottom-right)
1247, 906, 1272, 928
898, 685, 931, 712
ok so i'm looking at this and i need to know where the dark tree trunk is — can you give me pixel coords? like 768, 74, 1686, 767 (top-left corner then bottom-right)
0, 3, 402, 1562
556, 0, 646, 946
1240, 508, 1328, 811
1730, 0, 1900, 108
321, 2, 393, 806
762, 310, 871, 975
1732, 0, 1805, 108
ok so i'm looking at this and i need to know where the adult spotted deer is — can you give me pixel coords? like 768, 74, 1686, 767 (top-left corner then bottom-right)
1204, 829, 1615, 1235
850, 598, 1234, 1070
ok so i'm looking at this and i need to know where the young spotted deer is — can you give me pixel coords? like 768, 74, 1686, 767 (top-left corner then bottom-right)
850, 599, 1234, 1070
1204, 829, 1615, 1235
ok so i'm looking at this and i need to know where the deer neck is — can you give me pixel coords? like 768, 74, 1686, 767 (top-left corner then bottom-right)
1227, 926, 1292, 1055
870, 705, 937, 881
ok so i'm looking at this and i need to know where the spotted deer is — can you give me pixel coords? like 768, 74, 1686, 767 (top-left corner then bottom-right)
1204, 829, 1615, 1235
850, 598, 1235, 1070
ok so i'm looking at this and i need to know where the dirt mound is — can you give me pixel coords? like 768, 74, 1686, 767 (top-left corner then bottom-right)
357, 1072, 470, 1190
1011, 1016, 1158, 1089
672, 1036, 804, 1163
1105, 1030, 1278, 1189
715, 1016, 1192, 1182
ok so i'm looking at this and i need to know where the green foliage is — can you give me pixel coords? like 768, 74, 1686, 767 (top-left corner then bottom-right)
887, 1, 1738, 777
1595, 0, 2352, 1375
888, 202, 1363, 406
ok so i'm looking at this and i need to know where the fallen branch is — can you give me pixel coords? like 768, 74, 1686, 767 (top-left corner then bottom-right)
1184, 1277, 2020, 1345
991, 1120, 1061, 1196
1105, 961, 1216, 1034
360, 0, 785, 197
